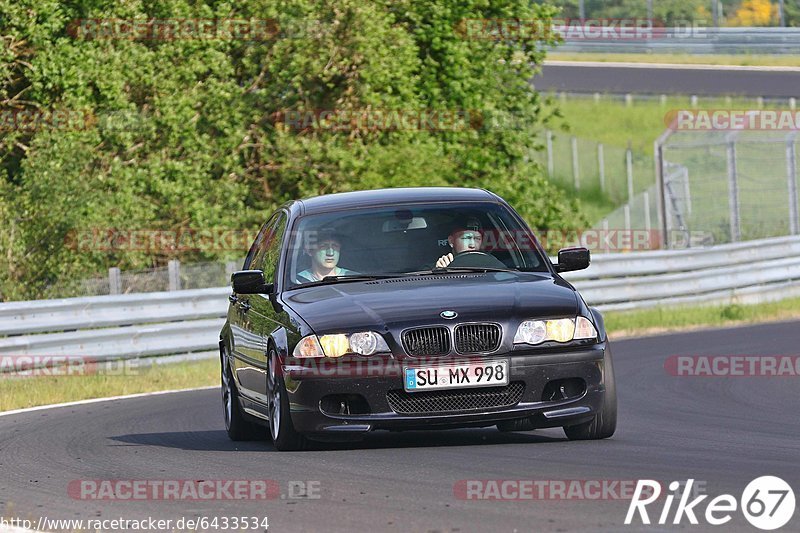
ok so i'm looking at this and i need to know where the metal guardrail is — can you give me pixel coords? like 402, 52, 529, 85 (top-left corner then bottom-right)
553, 27, 800, 54
1, 235, 799, 365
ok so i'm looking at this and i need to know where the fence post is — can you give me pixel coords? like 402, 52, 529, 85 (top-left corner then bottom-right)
625, 93, 632, 107
654, 140, 669, 249
626, 141, 634, 202
623, 204, 631, 233
787, 133, 799, 235
571, 136, 580, 189
791, 97, 797, 111
546, 130, 553, 177
108, 267, 121, 295
168, 259, 182, 291
726, 136, 741, 242
597, 143, 605, 192
643, 191, 652, 234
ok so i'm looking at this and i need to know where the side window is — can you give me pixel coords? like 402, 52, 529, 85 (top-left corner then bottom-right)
243, 215, 278, 270
251, 212, 287, 283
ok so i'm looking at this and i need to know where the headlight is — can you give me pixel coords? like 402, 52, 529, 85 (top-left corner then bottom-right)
349, 331, 389, 355
292, 332, 390, 358
319, 334, 350, 357
514, 317, 597, 345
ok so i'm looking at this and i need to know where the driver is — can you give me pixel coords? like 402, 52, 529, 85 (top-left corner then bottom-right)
296, 229, 358, 283
435, 217, 484, 268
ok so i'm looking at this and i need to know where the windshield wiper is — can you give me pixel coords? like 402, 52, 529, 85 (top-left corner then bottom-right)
292, 274, 404, 289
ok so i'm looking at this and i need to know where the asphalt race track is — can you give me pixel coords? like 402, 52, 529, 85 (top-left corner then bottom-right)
536, 62, 800, 97
1, 321, 799, 532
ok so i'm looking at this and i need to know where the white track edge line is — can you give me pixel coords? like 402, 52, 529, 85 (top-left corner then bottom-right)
0, 386, 216, 418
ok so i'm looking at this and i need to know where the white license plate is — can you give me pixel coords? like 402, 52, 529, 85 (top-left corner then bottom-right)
404, 360, 509, 392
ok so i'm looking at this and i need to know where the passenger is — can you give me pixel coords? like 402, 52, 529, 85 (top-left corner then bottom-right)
435, 217, 484, 268
296, 230, 358, 283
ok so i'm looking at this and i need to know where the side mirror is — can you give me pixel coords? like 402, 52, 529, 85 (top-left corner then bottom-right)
555, 247, 590, 272
232, 270, 274, 294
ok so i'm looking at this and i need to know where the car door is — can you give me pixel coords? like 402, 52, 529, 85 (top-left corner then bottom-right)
230, 213, 281, 404
232, 210, 293, 406
242, 210, 292, 404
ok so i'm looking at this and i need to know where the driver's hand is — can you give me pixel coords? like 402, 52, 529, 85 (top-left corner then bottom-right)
436, 253, 453, 268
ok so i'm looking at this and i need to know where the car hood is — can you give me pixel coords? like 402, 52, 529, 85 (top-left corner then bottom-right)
281, 272, 579, 334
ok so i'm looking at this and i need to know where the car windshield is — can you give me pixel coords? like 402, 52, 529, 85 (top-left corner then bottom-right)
284, 202, 549, 288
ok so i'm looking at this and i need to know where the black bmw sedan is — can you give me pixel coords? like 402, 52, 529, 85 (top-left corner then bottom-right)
220, 187, 616, 450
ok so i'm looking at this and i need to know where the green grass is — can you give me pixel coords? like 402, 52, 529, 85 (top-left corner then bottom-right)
3, 297, 800, 412
0, 357, 218, 412
605, 297, 800, 338
548, 52, 800, 67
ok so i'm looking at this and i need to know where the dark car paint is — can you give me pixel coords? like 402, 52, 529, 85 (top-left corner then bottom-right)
220, 187, 608, 436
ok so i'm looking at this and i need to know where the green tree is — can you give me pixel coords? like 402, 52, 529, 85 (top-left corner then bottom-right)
0, 0, 581, 301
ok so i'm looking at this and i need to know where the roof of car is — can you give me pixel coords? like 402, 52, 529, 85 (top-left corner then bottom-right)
297, 187, 498, 215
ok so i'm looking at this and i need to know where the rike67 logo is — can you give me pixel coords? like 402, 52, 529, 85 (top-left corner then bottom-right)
625, 477, 796, 530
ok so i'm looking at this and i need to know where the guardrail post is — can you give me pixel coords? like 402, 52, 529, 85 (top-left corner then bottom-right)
726, 136, 741, 242
787, 133, 799, 235
597, 143, 605, 192
546, 130, 553, 177
108, 268, 122, 295
168, 260, 181, 291
571, 136, 580, 189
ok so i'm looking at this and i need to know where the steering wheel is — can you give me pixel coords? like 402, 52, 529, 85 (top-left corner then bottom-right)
447, 251, 507, 269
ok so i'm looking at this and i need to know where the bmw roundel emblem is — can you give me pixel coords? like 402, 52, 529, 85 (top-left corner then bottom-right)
440, 310, 458, 319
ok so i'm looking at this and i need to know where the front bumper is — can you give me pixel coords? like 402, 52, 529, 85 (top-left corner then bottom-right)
283, 342, 611, 437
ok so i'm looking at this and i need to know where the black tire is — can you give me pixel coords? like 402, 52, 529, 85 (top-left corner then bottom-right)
563, 350, 617, 440
267, 348, 309, 451
221, 347, 263, 441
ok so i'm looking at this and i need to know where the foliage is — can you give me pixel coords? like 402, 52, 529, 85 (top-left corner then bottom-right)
0, 0, 585, 301
728, 0, 779, 25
